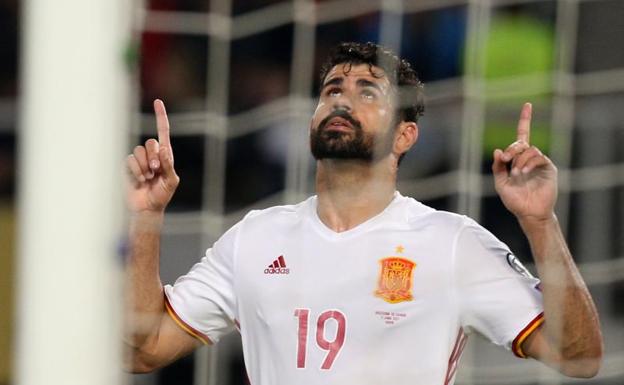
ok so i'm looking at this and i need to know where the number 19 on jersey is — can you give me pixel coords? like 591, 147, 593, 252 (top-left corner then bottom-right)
294, 308, 347, 370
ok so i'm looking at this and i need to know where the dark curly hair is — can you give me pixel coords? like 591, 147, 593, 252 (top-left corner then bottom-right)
319, 42, 425, 123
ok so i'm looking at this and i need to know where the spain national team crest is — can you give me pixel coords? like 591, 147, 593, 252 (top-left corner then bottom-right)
375, 257, 416, 304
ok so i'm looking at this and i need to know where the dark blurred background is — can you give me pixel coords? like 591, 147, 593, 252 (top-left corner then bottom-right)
2, 0, 624, 385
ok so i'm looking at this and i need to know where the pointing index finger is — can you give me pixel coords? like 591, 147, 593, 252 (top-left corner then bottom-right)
516, 102, 532, 144
154, 99, 171, 147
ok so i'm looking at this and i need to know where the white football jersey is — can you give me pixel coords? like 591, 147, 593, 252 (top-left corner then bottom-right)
164, 192, 544, 385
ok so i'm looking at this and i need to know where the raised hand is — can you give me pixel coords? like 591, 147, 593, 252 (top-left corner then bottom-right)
126, 99, 180, 213
492, 103, 558, 222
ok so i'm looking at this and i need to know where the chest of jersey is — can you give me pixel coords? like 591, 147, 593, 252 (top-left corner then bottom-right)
233, 218, 462, 383
237, 227, 453, 314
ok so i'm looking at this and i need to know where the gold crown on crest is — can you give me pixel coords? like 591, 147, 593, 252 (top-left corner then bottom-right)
387, 259, 409, 270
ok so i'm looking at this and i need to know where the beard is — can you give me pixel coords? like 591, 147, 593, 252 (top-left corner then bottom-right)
310, 109, 394, 162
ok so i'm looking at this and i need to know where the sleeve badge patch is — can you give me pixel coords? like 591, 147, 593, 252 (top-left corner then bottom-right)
375, 257, 416, 304
506, 252, 535, 279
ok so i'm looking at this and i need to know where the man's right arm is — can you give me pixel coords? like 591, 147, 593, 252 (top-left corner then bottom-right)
124, 100, 204, 373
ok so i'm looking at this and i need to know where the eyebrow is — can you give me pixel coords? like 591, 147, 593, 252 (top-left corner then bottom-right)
356, 78, 383, 93
322, 77, 384, 93
322, 77, 343, 89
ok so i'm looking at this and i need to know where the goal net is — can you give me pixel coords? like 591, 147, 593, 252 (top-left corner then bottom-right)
132, 0, 624, 384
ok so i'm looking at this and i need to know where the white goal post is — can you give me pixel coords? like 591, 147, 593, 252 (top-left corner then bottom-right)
17, 1, 132, 384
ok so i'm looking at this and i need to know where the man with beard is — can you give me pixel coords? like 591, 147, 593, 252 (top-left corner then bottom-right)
125, 42, 602, 384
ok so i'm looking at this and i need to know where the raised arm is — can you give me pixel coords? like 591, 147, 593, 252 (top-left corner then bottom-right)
491, 103, 603, 377
125, 100, 203, 373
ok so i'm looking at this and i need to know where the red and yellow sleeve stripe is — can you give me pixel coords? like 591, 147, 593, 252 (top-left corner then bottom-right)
164, 295, 212, 345
512, 312, 544, 358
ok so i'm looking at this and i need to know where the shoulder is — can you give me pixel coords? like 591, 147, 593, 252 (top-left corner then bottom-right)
237, 197, 313, 228
396, 193, 471, 234
396, 194, 506, 251
214, 198, 313, 253
455, 216, 511, 256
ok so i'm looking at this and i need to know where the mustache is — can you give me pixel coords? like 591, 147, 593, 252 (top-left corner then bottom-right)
317, 109, 362, 132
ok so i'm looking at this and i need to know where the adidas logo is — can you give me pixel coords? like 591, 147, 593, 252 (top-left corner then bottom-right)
264, 255, 290, 275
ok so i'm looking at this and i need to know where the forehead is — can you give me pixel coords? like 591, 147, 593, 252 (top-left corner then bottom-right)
323, 63, 392, 88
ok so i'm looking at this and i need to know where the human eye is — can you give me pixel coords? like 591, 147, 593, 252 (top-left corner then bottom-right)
360, 89, 377, 101
326, 88, 342, 97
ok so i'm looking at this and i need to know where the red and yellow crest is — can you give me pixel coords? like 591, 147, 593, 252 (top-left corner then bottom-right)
375, 257, 416, 304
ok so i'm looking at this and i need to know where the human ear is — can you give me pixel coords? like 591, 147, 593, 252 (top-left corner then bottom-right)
394, 121, 418, 155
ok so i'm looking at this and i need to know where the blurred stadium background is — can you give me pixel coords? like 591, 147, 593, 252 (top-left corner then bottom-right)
1, 0, 624, 384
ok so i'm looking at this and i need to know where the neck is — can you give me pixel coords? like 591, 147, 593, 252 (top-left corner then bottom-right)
315, 157, 397, 232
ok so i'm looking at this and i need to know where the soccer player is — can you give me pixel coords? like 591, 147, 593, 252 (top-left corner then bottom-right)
125, 42, 603, 384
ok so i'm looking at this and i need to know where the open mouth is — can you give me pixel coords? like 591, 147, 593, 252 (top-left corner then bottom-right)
324, 116, 354, 132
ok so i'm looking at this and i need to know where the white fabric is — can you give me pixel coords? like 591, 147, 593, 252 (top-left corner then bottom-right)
164, 192, 543, 385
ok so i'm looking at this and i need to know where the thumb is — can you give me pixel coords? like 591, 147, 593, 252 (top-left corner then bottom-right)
492, 149, 508, 185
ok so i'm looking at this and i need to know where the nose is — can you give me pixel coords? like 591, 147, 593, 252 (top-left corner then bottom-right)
332, 93, 352, 113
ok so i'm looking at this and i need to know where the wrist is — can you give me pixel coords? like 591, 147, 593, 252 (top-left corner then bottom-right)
129, 210, 165, 231
517, 213, 558, 233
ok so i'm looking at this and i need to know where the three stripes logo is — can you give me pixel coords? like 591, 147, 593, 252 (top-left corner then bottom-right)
264, 255, 290, 275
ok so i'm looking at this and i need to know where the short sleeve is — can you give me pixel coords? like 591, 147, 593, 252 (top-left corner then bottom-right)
163, 222, 240, 344
454, 218, 544, 357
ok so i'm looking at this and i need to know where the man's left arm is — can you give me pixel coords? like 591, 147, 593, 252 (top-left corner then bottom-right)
492, 103, 603, 378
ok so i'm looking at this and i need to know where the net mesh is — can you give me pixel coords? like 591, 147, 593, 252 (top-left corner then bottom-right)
133, 0, 624, 384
